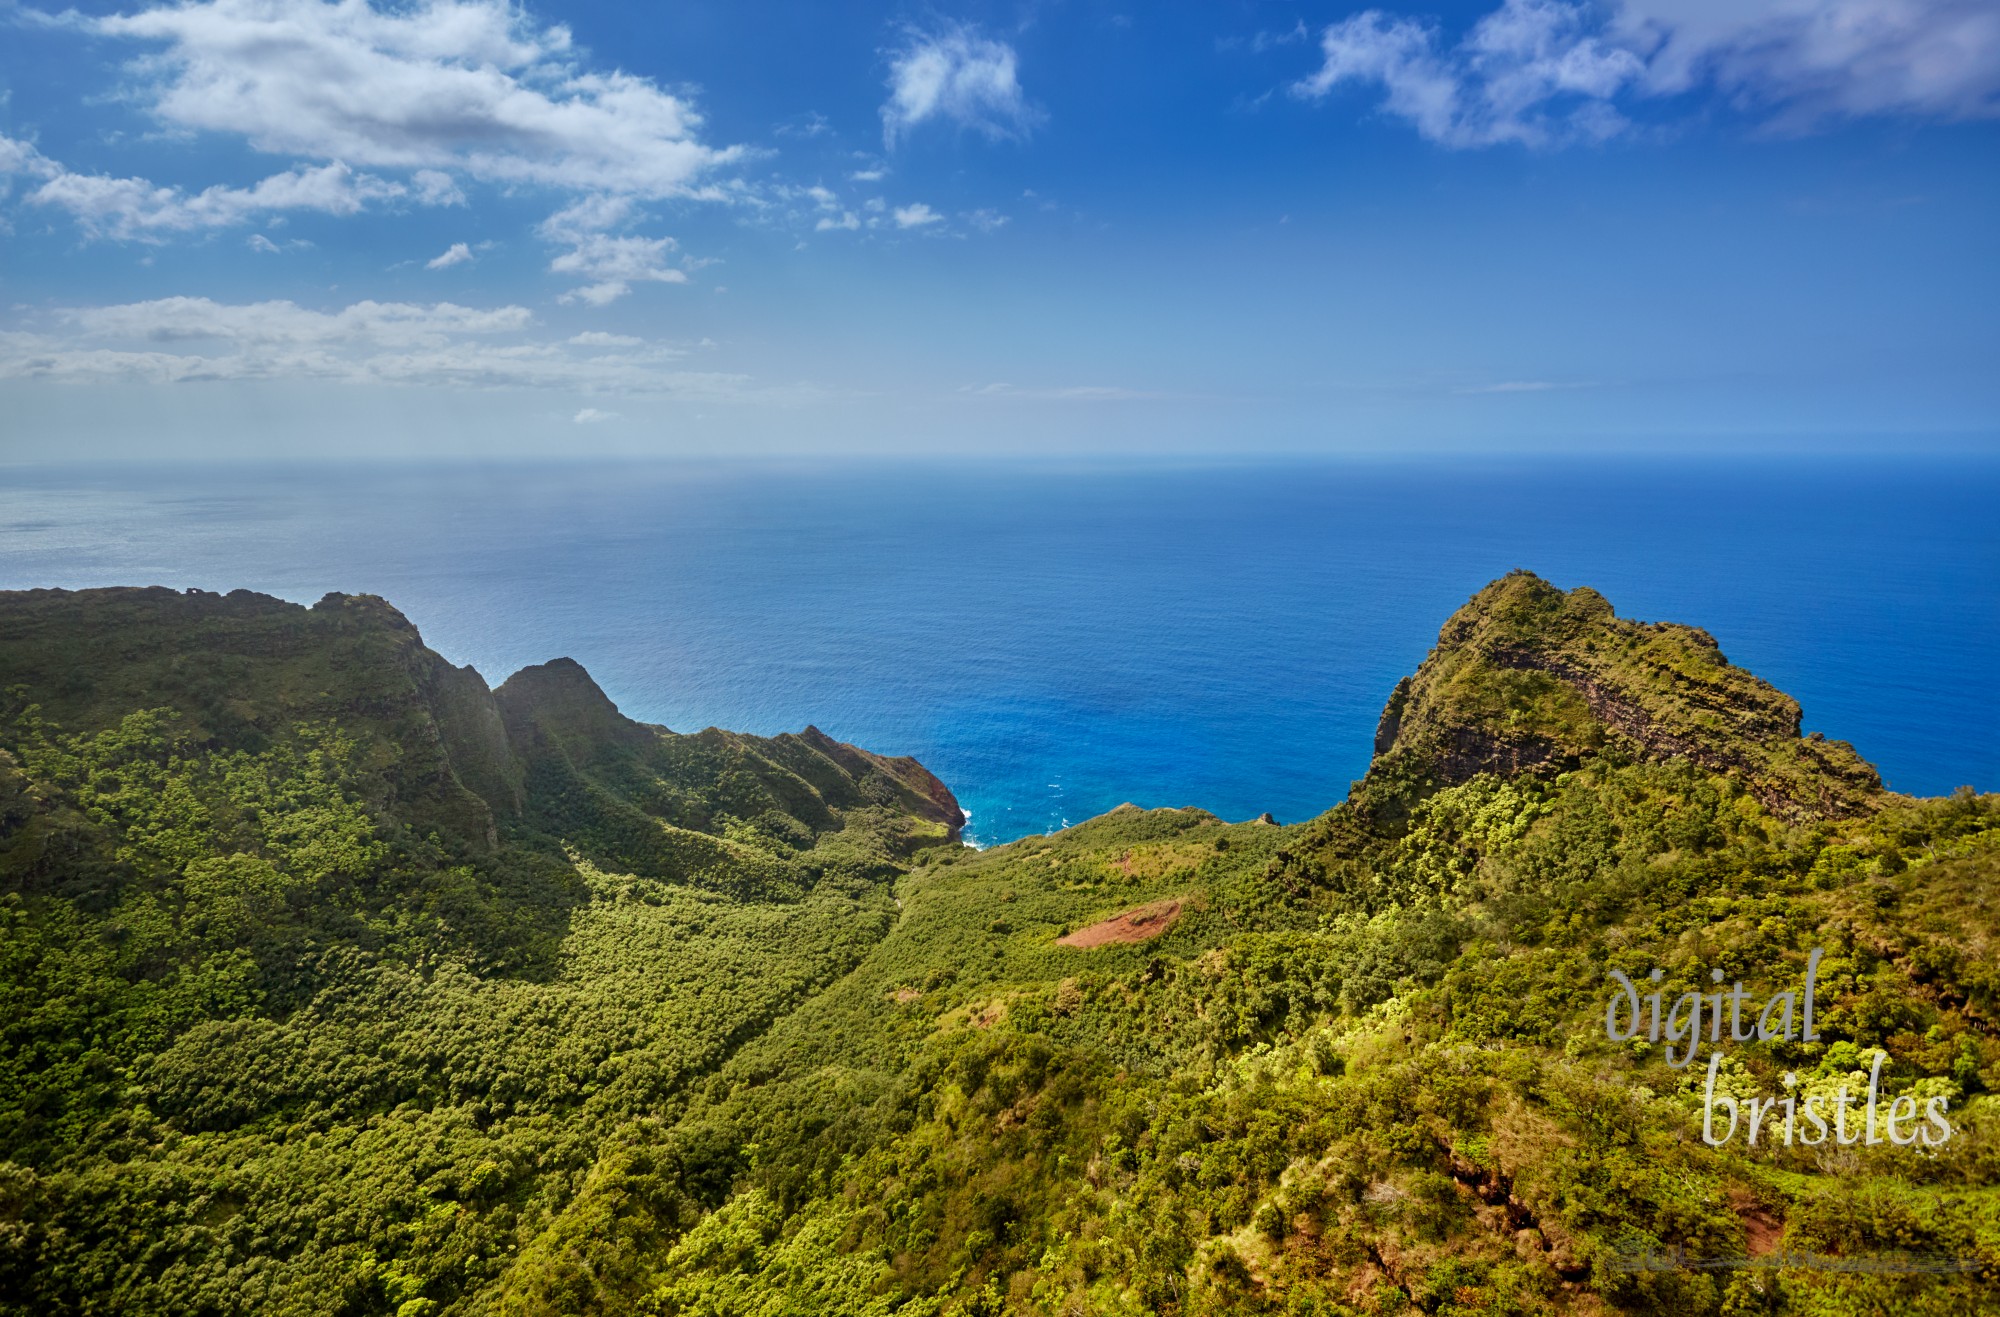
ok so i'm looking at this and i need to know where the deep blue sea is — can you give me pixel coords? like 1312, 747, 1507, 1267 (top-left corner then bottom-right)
1, 457, 1994, 845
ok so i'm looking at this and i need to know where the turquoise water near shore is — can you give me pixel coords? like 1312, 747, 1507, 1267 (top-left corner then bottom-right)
2, 457, 1993, 845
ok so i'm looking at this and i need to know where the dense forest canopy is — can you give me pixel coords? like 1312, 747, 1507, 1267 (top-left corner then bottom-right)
1, 574, 1994, 1315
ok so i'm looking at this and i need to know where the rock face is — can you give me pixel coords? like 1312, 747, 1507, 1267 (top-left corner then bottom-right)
1362, 571, 1885, 820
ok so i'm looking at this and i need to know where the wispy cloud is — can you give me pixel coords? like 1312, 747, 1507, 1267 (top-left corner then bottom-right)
1, 140, 428, 240
572, 406, 618, 423
1453, 379, 1598, 394
961, 383, 1162, 402
882, 23, 1042, 147
1292, 2, 1640, 148
1292, 0, 2000, 147
892, 202, 943, 229
0, 296, 770, 398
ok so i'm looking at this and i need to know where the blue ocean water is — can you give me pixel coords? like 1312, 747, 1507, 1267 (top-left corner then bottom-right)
1, 457, 1993, 845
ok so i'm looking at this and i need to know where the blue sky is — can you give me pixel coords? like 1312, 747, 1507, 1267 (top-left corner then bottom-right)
1, 0, 1996, 459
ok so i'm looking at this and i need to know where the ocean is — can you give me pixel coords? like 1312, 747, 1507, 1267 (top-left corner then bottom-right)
2, 456, 1993, 846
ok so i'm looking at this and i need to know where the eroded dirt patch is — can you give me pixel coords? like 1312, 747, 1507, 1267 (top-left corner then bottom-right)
1057, 898, 1184, 948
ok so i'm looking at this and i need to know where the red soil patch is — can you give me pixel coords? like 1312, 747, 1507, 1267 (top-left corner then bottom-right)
1731, 1191, 1784, 1257
1057, 898, 1184, 948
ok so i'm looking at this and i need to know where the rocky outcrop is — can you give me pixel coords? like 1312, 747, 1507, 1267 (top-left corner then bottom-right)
1361, 571, 1886, 820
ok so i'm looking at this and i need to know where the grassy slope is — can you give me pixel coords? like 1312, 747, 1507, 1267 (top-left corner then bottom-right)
623, 776, 1999, 1316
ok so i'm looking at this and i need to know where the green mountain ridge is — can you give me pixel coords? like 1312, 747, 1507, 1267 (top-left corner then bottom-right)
1, 575, 1995, 1317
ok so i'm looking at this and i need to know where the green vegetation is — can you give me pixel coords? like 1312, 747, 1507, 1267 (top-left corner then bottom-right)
2, 577, 1995, 1315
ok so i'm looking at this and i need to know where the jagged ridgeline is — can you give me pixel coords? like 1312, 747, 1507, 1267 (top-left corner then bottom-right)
2, 576, 1996, 1317
0, 587, 962, 892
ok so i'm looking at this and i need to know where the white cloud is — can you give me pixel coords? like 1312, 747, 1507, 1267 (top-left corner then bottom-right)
882, 24, 1041, 146
548, 233, 687, 304
247, 233, 280, 253
848, 167, 888, 182
426, 241, 474, 269
58, 296, 531, 346
0, 135, 63, 182
412, 169, 466, 206
1614, 0, 2000, 126
572, 406, 618, 423
569, 331, 643, 348
815, 211, 860, 231
91, 0, 740, 196
0, 295, 772, 397
537, 195, 687, 303
2, 2, 740, 290
1292, 3, 1641, 147
9, 145, 417, 239
893, 202, 943, 228
1293, 0, 2000, 146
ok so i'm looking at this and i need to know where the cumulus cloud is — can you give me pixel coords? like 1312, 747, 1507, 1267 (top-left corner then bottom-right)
3, 1, 739, 293
0, 295, 768, 397
892, 202, 943, 228
90, 0, 739, 196
572, 406, 617, 423
882, 24, 1041, 146
425, 241, 474, 269
1292, 0, 2000, 146
533, 195, 689, 303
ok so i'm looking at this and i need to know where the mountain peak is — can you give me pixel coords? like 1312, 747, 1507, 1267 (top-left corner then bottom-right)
493, 656, 650, 766
1363, 571, 1884, 820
